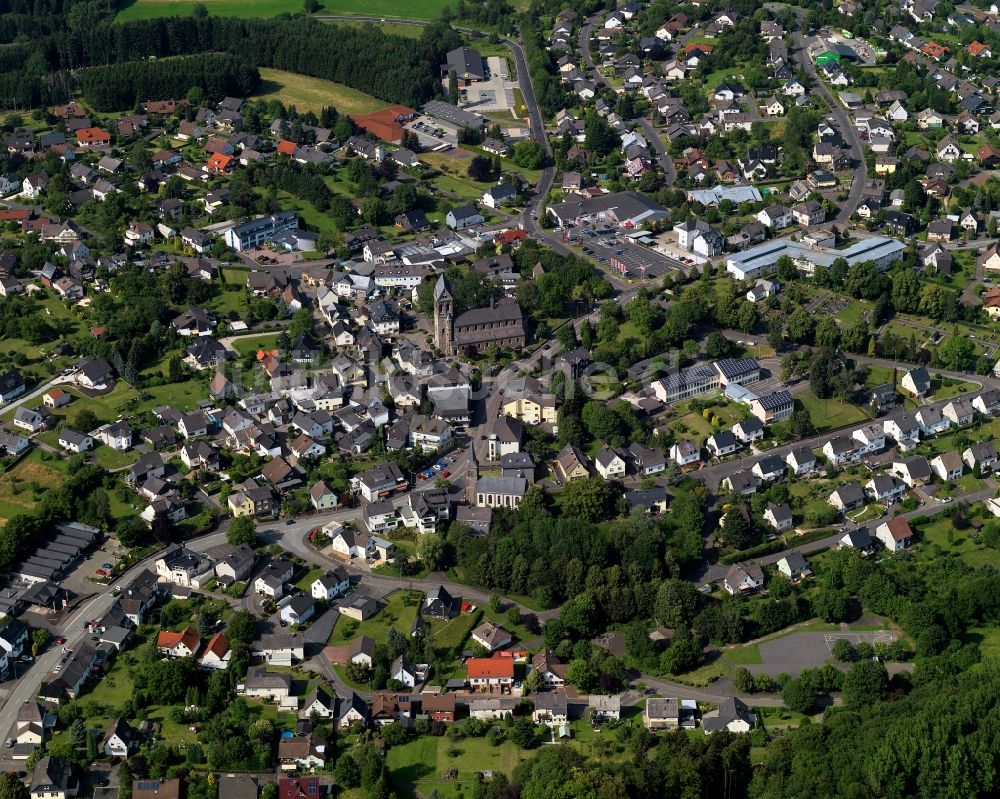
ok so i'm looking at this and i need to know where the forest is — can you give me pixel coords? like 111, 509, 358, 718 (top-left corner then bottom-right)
78, 54, 259, 111
0, 16, 462, 109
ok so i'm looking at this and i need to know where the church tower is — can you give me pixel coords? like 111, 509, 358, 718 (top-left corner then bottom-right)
433, 274, 454, 357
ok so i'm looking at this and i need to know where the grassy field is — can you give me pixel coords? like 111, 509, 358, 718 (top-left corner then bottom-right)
797, 391, 871, 432
329, 589, 422, 644
256, 68, 387, 116
117, 0, 302, 21
230, 331, 282, 357
386, 736, 528, 798
118, 0, 453, 20
332, 19, 425, 37
0, 450, 68, 523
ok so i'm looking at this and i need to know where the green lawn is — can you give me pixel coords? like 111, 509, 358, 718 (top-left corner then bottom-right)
833, 299, 871, 326
117, 0, 302, 20
329, 589, 422, 644
426, 610, 482, 656
386, 736, 528, 798
230, 332, 282, 356
797, 392, 871, 433
722, 643, 762, 665
295, 566, 324, 592
0, 450, 69, 523
930, 377, 981, 401
333, 19, 426, 37
119, 0, 455, 22
9, 380, 207, 427
970, 626, 1000, 660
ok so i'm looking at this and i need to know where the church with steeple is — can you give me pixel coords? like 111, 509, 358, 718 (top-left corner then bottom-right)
432, 274, 527, 357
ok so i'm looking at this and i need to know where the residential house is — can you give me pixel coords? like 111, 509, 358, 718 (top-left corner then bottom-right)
964, 441, 998, 473
890, 456, 932, 487
866, 474, 907, 502
931, 451, 964, 482
829, 483, 865, 512
776, 551, 811, 581
723, 563, 764, 595
875, 517, 914, 552
763, 502, 793, 531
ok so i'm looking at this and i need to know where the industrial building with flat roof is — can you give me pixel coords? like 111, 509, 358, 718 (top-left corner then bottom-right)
422, 100, 485, 130
725, 236, 905, 280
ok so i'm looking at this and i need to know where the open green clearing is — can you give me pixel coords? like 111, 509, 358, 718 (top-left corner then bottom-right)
386, 736, 528, 799
117, 0, 454, 21
328, 589, 422, 644
256, 68, 387, 116
230, 331, 282, 356
116, 0, 303, 21
797, 391, 872, 432
333, 19, 425, 37
0, 450, 68, 522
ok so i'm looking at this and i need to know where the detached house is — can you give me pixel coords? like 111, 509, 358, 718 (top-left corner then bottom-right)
964, 441, 998, 474
723, 563, 764, 595
875, 517, 914, 552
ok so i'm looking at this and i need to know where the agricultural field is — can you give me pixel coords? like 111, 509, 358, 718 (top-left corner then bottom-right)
116, 0, 303, 21
117, 0, 456, 21
255, 68, 387, 116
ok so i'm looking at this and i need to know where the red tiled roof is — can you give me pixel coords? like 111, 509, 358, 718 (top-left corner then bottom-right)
883, 517, 913, 541
466, 656, 514, 679
157, 626, 200, 651
350, 104, 416, 143
203, 632, 229, 658
277, 139, 297, 156
206, 153, 233, 171
75, 127, 110, 144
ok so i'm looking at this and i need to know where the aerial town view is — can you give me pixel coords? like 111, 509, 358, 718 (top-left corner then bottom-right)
0, 0, 997, 795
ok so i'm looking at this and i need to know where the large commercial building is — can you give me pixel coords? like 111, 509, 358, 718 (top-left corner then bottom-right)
725, 236, 905, 280
441, 47, 486, 83
546, 191, 669, 228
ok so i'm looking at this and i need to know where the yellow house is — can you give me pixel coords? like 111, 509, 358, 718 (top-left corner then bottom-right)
874, 155, 897, 175
228, 492, 255, 517
503, 396, 556, 425
554, 443, 591, 482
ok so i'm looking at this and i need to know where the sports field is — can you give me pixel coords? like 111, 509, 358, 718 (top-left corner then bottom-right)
116, 0, 451, 22
255, 68, 387, 115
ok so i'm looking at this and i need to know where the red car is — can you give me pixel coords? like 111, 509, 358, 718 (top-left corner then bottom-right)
55, 637, 66, 645
442, 470, 451, 478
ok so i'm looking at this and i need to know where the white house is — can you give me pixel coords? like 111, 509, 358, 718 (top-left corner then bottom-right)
311, 568, 351, 601
875, 517, 914, 552
776, 551, 811, 581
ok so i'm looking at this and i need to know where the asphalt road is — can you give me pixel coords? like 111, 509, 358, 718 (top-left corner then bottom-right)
639, 118, 676, 186
791, 29, 866, 223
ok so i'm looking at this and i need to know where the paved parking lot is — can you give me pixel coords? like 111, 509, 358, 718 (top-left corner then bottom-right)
460, 56, 516, 113
745, 630, 897, 676
567, 228, 686, 279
